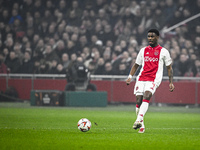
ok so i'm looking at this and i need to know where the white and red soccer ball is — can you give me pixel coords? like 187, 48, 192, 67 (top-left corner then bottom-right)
77, 118, 91, 132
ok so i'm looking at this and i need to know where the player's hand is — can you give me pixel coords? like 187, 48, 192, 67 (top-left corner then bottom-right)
126, 78, 131, 85
169, 83, 175, 92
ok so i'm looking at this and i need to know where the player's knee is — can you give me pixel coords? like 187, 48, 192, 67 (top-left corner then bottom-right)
143, 91, 152, 100
136, 95, 143, 105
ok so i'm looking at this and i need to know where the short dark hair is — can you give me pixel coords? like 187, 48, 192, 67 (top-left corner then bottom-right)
148, 29, 159, 36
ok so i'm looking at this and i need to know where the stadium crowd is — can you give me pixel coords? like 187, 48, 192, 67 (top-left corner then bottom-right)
0, 0, 200, 77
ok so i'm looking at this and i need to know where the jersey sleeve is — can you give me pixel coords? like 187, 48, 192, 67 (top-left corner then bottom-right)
135, 48, 144, 65
164, 49, 172, 66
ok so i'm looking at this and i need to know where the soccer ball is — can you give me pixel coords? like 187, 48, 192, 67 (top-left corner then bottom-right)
77, 118, 91, 132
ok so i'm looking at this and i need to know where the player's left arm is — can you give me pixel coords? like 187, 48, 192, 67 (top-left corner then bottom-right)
166, 64, 175, 92
164, 48, 175, 92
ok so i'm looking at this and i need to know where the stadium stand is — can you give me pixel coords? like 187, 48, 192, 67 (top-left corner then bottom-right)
0, 0, 200, 77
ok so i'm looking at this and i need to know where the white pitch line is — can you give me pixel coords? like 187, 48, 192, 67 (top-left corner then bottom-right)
147, 128, 200, 130
1, 127, 200, 130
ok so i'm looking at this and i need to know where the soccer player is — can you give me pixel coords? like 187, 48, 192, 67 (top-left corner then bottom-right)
126, 29, 175, 133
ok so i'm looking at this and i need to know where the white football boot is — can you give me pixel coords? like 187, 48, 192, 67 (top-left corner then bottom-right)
132, 121, 142, 130
138, 127, 145, 133
138, 121, 145, 133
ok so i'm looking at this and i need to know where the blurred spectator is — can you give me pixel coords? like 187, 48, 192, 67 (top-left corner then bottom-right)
22, 0, 34, 15
58, 0, 68, 14
57, 23, 65, 39
46, 0, 55, 14
32, 0, 43, 15
90, 35, 99, 48
103, 62, 115, 75
94, 57, 105, 75
62, 53, 70, 70
43, 10, 54, 23
43, 44, 60, 63
48, 38, 57, 49
11, 19, 25, 41
67, 53, 77, 71
121, 51, 132, 67
133, 7, 143, 27
32, 34, 40, 50
47, 24, 56, 38
82, 47, 91, 62
120, 40, 128, 52
141, 8, 153, 30
66, 56, 84, 81
33, 60, 40, 74
67, 0, 82, 19
122, 8, 134, 28
39, 62, 50, 74
6, 51, 21, 73
9, 9, 23, 24
194, 36, 200, 57
66, 40, 76, 56
4, 37, 14, 52
78, 35, 89, 52
0, 52, 8, 73
71, 33, 79, 45
195, 59, 200, 77
193, 0, 200, 14
26, 27, 34, 41
33, 39, 45, 61
92, 50, 100, 65
20, 51, 33, 74
93, 23, 104, 42
170, 50, 180, 76
13, 42, 24, 63
37, 20, 48, 38
115, 62, 129, 75
184, 53, 198, 77
164, 0, 176, 24
67, 9, 81, 26
97, 8, 109, 21
109, 7, 119, 28
0, 9, 10, 23
135, 25, 146, 45
2, 48, 9, 65
55, 40, 66, 58
152, 8, 165, 29
55, 64, 66, 74
103, 47, 112, 63
129, 1, 140, 16
49, 59, 58, 74
177, 53, 190, 76
88, 61, 96, 75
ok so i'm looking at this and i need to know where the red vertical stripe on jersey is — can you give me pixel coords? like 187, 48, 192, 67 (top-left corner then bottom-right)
139, 45, 162, 81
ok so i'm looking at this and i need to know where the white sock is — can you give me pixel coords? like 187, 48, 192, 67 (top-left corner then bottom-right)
136, 105, 144, 128
141, 120, 145, 128
136, 100, 149, 122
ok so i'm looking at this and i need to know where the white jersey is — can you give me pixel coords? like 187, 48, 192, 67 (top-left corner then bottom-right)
135, 45, 172, 86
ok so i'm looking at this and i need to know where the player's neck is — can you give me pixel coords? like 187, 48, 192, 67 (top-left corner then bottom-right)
150, 43, 159, 48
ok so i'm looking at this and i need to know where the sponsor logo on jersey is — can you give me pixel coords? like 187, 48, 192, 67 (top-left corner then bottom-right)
144, 56, 159, 62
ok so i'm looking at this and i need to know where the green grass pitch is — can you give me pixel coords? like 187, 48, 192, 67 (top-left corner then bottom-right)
0, 102, 200, 150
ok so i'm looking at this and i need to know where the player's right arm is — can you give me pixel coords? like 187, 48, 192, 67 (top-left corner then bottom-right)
126, 63, 139, 85
126, 48, 144, 85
